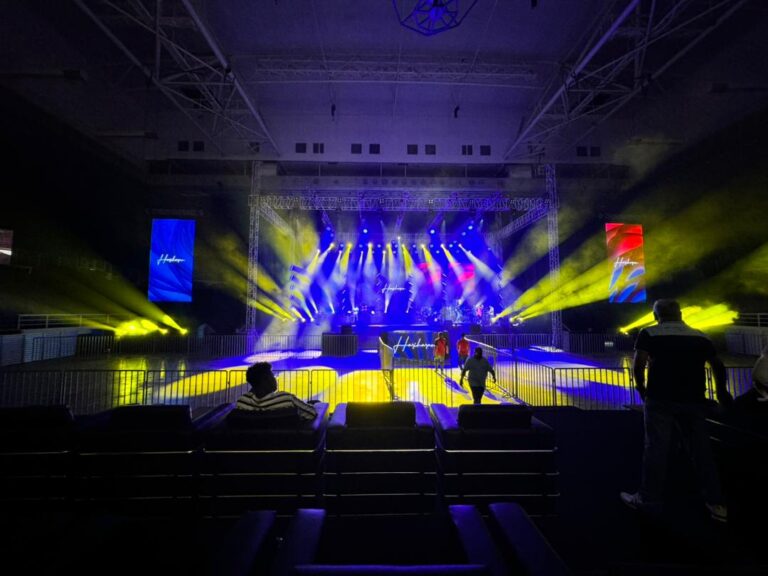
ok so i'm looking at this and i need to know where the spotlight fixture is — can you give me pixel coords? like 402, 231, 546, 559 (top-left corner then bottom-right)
430, 229, 436, 234
468, 225, 473, 230
363, 228, 368, 234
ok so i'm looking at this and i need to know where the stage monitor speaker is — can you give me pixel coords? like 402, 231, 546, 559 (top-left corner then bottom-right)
340, 324, 354, 335
470, 324, 482, 335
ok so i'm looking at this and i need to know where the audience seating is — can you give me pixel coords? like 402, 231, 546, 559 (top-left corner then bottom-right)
432, 404, 559, 514
50, 510, 278, 576
200, 402, 329, 517
324, 402, 436, 514
75, 403, 230, 516
270, 503, 567, 575
488, 502, 571, 576
0, 405, 76, 516
707, 414, 768, 541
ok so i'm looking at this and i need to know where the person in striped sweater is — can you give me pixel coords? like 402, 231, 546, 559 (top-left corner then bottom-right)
236, 362, 317, 421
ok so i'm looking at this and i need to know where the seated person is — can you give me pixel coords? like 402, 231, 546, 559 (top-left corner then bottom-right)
236, 362, 317, 421
730, 343, 768, 432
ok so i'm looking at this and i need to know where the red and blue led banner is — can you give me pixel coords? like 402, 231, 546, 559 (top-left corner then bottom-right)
0, 229, 12, 265
148, 219, 195, 302
605, 223, 646, 303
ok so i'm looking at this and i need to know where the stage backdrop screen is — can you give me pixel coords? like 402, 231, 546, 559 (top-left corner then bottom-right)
0, 229, 12, 265
148, 219, 195, 302
605, 223, 646, 303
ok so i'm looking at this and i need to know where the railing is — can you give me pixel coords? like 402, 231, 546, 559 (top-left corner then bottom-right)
17, 314, 130, 330
12, 332, 668, 363
0, 363, 754, 414
563, 332, 635, 354
735, 313, 768, 328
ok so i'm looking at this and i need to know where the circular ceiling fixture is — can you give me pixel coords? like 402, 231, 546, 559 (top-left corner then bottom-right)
393, 0, 479, 36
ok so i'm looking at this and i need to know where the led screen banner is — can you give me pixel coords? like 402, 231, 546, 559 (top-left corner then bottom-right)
605, 223, 646, 303
0, 229, 12, 265
148, 219, 195, 302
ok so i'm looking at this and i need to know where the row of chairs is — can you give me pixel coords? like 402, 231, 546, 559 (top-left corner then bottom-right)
0, 401, 558, 517
1, 504, 570, 576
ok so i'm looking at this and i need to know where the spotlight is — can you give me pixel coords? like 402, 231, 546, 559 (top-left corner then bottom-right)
363, 228, 368, 234
420, 244, 425, 248
330, 242, 335, 247
377, 244, 381, 248
368, 242, 373, 248
430, 244, 434, 248
468, 225, 473, 230
359, 244, 363, 249
430, 229, 436, 235
461, 232, 466, 236
412, 243, 416, 248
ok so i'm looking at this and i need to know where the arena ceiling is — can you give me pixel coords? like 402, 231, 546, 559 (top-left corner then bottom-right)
2, 0, 767, 176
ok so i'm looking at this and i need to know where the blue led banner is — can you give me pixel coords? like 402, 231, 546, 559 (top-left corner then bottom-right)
148, 219, 195, 302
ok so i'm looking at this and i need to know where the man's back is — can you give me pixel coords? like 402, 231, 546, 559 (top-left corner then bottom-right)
463, 356, 493, 387
237, 390, 317, 420
636, 321, 716, 403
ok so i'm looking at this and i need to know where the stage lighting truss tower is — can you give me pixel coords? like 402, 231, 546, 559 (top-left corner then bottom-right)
246, 162, 262, 334
546, 164, 563, 349
73, 0, 279, 154
505, 0, 750, 160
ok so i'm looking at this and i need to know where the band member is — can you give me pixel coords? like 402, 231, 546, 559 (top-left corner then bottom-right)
453, 301, 463, 324
475, 303, 484, 320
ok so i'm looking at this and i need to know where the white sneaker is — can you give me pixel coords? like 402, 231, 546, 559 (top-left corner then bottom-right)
705, 503, 727, 523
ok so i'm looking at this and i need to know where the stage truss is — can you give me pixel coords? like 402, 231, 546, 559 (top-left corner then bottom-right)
246, 162, 562, 343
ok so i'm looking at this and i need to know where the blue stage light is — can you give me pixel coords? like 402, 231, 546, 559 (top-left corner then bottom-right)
363, 228, 368, 234
430, 229, 436, 234
430, 244, 434, 248
461, 232, 466, 236
468, 225, 473, 230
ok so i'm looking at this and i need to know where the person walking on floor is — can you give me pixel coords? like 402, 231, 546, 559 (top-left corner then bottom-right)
620, 299, 733, 522
456, 333, 471, 370
460, 347, 497, 405
434, 331, 448, 375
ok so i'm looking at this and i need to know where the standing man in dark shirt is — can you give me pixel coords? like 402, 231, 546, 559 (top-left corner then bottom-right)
620, 299, 732, 522
460, 347, 497, 405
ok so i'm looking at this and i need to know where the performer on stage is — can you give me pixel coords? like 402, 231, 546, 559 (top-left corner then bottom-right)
474, 303, 484, 323
453, 301, 463, 325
